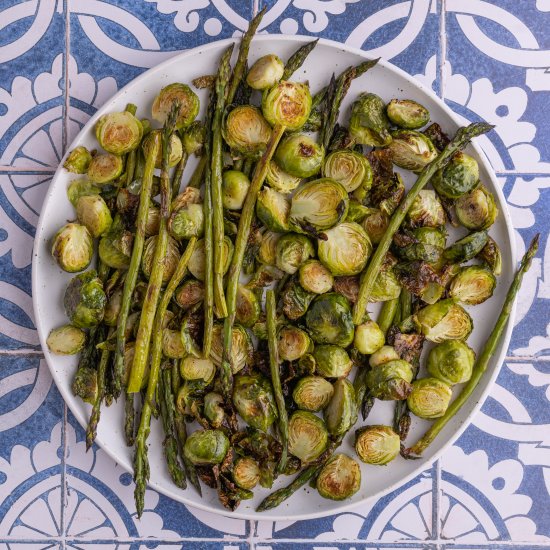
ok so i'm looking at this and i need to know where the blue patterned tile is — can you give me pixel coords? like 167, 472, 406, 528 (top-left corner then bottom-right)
0, 544, 61, 550
65, 544, 248, 550
254, 544, 435, 549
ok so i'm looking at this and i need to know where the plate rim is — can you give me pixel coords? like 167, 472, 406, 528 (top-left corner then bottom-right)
32, 33, 517, 521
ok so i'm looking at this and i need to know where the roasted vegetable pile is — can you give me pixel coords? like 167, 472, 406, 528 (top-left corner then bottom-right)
47, 10, 539, 514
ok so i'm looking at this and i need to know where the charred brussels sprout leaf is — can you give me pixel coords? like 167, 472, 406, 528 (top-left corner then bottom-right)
233, 373, 278, 432
274, 133, 324, 178
63, 270, 107, 328
313, 345, 353, 379
204, 392, 225, 428
432, 152, 479, 199
266, 160, 302, 193
222, 170, 250, 211
349, 93, 392, 147
184, 429, 229, 465
223, 105, 272, 159
292, 376, 334, 412
443, 231, 488, 263
261, 81, 312, 131
322, 150, 372, 193
387, 130, 437, 172
449, 265, 496, 305
95, 111, 143, 154
306, 293, 355, 347
299, 260, 334, 294
317, 453, 361, 500
386, 99, 430, 129
412, 299, 473, 343
64, 146, 92, 174
47, 324, 86, 355
455, 184, 498, 230
152, 83, 200, 130
324, 378, 356, 435
427, 339, 475, 385
51, 223, 93, 273
76, 195, 113, 238
407, 189, 445, 228
407, 377, 453, 419
478, 236, 502, 276
275, 233, 314, 275
247, 54, 285, 90
355, 425, 400, 465
256, 187, 291, 232
288, 410, 328, 463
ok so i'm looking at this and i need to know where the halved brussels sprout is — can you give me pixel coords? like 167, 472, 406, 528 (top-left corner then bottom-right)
64, 270, 106, 328
204, 392, 225, 428
388, 130, 437, 172
99, 226, 132, 270
256, 187, 290, 232
188, 237, 233, 281
142, 235, 180, 285
324, 378, 356, 436
152, 83, 200, 130
369, 268, 402, 302
355, 425, 400, 465
142, 130, 183, 169
432, 152, 479, 199
87, 153, 123, 185
233, 373, 278, 432
397, 227, 446, 265
210, 323, 252, 374
223, 105, 272, 158
67, 179, 101, 207
299, 260, 334, 294
407, 377, 452, 419
64, 146, 92, 174
233, 456, 261, 490
313, 345, 353, 378
288, 410, 328, 463
103, 288, 122, 327
386, 99, 430, 129
361, 209, 389, 245
182, 120, 206, 156
455, 184, 498, 230
449, 265, 496, 305
261, 81, 312, 131
290, 179, 349, 233
369, 345, 400, 368
317, 454, 361, 500
180, 356, 216, 383
322, 150, 372, 193
95, 111, 143, 154
274, 133, 324, 178
333, 276, 359, 305
236, 285, 261, 328
174, 279, 204, 310
318, 222, 371, 277
306, 293, 354, 347
184, 429, 229, 465
50, 222, 91, 276
292, 376, 334, 412
281, 282, 316, 320
278, 326, 312, 361
427, 340, 475, 385
407, 189, 445, 228
275, 233, 314, 275
258, 231, 280, 266
367, 358, 414, 400
222, 170, 250, 211
168, 203, 204, 240
46, 324, 86, 355
354, 320, 385, 355
160, 329, 184, 359
266, 160, 302, 193
478, 236, 502, 276
75, 195, 113, 238
349, 92, 392, 147
247, 54, 284, 90
443, 231, 488, 263
412, 299, 473, 343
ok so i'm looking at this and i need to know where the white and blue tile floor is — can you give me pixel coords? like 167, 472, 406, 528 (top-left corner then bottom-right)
1, 1, 549, 548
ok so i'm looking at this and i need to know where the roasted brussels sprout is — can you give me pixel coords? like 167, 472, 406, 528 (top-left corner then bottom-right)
258, 231, 280, 266
290, 178, 349, 233
247, 54, 284, 90
95, 111, 143, 154
184, 429, 229, 465
72, 366, 98, 405
174, 279, 204, 310
299, 260, 334, 294
306, 293, 354, 347
275, 233, 314, 274
180, 356, 216, 383
288, 410, 328, 463
478, 236, 502, 276
223, 105, 272, 158
67, 179, 101, 207
161, 328, 185, 359
412, 299, 473, 343
407, 377, 453, 419
266, 160, 302, 193
292, 376, 334, 412
142, 235, 180, 285
369, 345, 400, 368
354, 320, 385, 355
51, 223, 93, 273
449, 265, 496, 305
261, 81, 312, 131
397, 227, 446, 265
361, 209, 389, 244
407, 189, 445, 228
98, 224, 132, 270
281, 281, 316, 320
278, 326, 312, 361
366, 358, 414, 400
427, 339, 475, 385
204, 392, 225, 428
233, 373, 278, 432
455, 184, 498, 230
236, 285, 261, 328
46, 324, 86, 355
87, 152, 123, 184
188, 237, 233, 281
432, 152, 479, 199
388, 130, 437, 172
152, 83, 200, 130
386, 99, 430, 129
64, 270, 107, 328
355, 425, 400, 465
345, 201, 376, 224
222, 170, 250, 211
349, 92, 392, 147
168, 195, 204, 240
369, 268, 402, 302
443, 230, 488, 263
322, 150, 372, 193
182, 120, 206, 156
317, 453, 361, 500
142, 130, 183, 168
333, 276, 359, 304
324, 378, 356, 436
274, 133, 324, 178
75, 195, 113, 238
64, 146, 92, 174
256, 187, 290, 232
313, 345, 353, 378
233, 456, 261, 490
210, 323, 252, 374
318, 222, 372, 277
102, 288, 122, 327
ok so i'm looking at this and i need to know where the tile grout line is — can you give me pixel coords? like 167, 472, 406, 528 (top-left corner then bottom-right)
434, 460, 441, 540
60, 402, 68, 541
62, 0, 72, 157
438, 0, 447, 100
252, 0, 259, 17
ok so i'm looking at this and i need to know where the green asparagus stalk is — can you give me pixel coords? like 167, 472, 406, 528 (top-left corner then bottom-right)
377, 294, 401, 336
124, 103, 138, 186
171, 151, 188, 197
266, 290, 288, 473
124, 392, 136, 446
407, 234, 539, 456
282, 39, 319, 80
353, 122, 495, 325
188, 155, 207, 189
174, 404, 202, 496
85, 345, 110, 450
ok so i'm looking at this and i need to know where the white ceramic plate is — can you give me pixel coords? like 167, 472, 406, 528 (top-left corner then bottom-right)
33, 35, 516, 521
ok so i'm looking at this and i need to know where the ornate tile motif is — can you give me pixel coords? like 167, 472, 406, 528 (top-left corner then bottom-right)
0, 1, 548, 548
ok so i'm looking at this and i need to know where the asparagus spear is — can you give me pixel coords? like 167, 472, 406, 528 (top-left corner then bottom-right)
188, 155, 207, 189
282, 39, 319, 80
85, 341, 110, 450
377, 294, 401, 336
171, 151, 188, 197
174, 402, 202, 496
266, 290, 288, 473
124, 392, 136, 446
353, 122, 495, 325
407, 234, 539, 456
